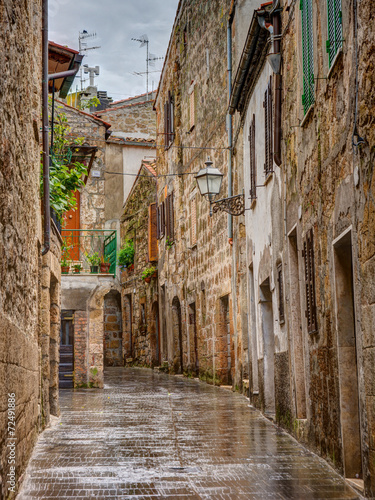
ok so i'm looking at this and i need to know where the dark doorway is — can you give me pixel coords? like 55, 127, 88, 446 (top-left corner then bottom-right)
219, 295, 232, 384
259, 278, 275, 416
189, 302, 199, 375
333, 229, 362, 481
59, 310, 74, 389
151, 301, 161, 366
103, 291, 123, 367
172, 296, 183, 373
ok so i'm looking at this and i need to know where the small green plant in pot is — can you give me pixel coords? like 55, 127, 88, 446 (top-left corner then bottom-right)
100, 255, 111, 273
142, 266, 156, 283
86, 252, 100, 273
118, 240, 135, 270
73, 263, 82, 274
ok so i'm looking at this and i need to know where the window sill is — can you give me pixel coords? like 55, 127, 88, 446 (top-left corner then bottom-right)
300, 103, 314, 128
327, 48, 343, 79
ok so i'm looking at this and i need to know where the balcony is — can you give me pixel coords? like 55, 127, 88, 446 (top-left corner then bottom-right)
61, 229, 117, 276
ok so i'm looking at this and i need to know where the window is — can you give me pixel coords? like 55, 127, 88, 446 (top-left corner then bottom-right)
277, 263, 285, 323
264, 77, 273, 176
165, 193, 174, 242
148, 203, 158, 262
157, 202, 165, 239
164, 91, 174, 149
249, 114, 256, 201
190, 196, 197, 246
303, 228, 317, 333
326, 0, 342, 67
300, 0, 315, 115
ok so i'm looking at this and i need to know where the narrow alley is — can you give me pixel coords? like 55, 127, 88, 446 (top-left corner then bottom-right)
18, 368, 358, 500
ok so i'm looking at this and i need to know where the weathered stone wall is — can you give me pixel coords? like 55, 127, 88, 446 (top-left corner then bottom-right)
121, 166, 158, 367
103, 291, 122, 366
0, 1, 62, 496
280, 0, 375, 494
155, 0, 235, 384
95, 100, 156, 139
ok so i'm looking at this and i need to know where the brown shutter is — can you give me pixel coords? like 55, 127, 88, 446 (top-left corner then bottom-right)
191, 196, 197, 246
161, 201, 165, 237
303, 228, 317, 333
165, 196, 170, 239
249, 114, 256, 200
148, 203, 158, 262
164, 101, 168, 149
156, 205, 160, 240
165, 193, 174, 241
264, 77, 273, 176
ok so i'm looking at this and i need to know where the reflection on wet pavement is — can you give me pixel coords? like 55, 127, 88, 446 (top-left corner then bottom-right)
18, 368, 360, 499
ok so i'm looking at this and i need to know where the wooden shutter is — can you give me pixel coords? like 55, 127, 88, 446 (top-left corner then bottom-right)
277, 263, 285, 323
165, 193, 174, 241
303, 228, 317, 333
191, 196, 197, 246
148, 203, 158, 262
301, 0, 315, 114
161, 201, 165, 237
156, 205, 160, 239
249, 114, 256, 201
164, 101, 168, 149
264, 77, 273, 176
326, 0, 342, 67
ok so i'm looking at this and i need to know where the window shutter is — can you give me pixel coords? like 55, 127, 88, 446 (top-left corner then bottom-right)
327, 0, 342, 67
169, 92, 174, 144
277, 263, 285, 323
161, 201, 165, 237
191, 196, 197, 246
148, 203, 158, 262
249, 114, 256, 201
303, 228, 317, 333
301, 0, 315, 115
164, 101, 168, 149
156, 205, 160, 240
264, 77, 273, 176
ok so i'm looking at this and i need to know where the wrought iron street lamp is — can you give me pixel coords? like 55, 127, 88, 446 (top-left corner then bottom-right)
195, 158, 245, 216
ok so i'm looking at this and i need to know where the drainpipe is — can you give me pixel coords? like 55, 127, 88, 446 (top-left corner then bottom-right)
273, 12, 282, 167
227, 20, 233, 240
41, 0, 50, 255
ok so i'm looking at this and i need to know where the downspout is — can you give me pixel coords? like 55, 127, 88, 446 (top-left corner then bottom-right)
273, 11, 282, 167
41, 0, 50, 255
227, 20, 233, 241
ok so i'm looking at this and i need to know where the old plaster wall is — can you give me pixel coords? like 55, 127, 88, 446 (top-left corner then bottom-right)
155, 0, 236, 383
121, 167, 158, 367
281, 0, 375, 493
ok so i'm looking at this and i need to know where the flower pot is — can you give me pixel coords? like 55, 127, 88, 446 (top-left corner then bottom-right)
73, 269, 81, 274
90, 265, 99, 274
100, 263, 110, 273
61, 266, 70, 274
144, 276, 151, 283
152, 270, 158, 279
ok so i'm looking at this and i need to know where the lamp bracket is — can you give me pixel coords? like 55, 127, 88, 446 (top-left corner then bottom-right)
211, 194, 245, 216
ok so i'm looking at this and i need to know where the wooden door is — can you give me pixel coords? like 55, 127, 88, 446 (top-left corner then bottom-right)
63, 191, 80, 261
59, 312, 74, 389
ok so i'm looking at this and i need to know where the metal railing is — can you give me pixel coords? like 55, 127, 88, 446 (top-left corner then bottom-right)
61, 229, 117, 275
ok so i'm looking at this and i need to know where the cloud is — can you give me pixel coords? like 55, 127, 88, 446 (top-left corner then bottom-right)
49, 0, 179, 100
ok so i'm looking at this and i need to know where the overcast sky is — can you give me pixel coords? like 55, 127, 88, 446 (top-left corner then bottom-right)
49, 0, 179, 102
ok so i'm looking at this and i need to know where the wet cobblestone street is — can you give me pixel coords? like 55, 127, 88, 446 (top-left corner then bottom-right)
18, 368, 360, 499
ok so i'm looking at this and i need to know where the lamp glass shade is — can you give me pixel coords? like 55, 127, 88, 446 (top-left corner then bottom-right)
267, 53, 281, 74
195, 165, 223, 197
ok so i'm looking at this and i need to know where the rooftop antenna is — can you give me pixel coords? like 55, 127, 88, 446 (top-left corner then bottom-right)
79, 30, 101, 90
132, 35, 163, 100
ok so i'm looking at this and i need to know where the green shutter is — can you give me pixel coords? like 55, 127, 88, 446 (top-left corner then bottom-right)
301, 0, 315, 115
327, 0, 343, 67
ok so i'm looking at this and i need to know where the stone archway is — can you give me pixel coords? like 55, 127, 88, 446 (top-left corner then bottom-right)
172, 296, 183, 373
103, 290, 122, 367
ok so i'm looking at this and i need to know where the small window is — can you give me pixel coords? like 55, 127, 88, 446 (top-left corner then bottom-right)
165, 193, 174, 242
264, 77, 273, 176
303, 228, 317, 333
300, 0, 315, 114
326, 0, 342, 67
157, 202, 165, 239
164, 91, 174, 149
249, 114, 256, 201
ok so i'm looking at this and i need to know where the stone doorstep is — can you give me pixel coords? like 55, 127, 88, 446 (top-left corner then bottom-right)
220, 385, 233, 391
346, 478, 365, 495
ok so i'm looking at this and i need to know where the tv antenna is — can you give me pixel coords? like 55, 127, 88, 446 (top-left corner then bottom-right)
79, 30, 101, 90
132, 35, 163, 100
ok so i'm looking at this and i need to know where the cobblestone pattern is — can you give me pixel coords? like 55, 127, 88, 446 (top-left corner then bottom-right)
18, 368, 360, 500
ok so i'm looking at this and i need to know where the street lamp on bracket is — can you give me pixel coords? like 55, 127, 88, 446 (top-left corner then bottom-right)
195, 158, 245, 217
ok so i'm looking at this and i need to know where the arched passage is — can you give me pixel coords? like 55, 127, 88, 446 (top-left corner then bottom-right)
172, 296, 183, 373
103, 290, 123, 367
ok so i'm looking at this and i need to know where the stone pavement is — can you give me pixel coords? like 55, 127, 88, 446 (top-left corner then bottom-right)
18, 368, 360, 500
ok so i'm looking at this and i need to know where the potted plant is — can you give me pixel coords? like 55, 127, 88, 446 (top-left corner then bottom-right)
100, 255, 111, 274
86, 252, 100, 273
61, 255, 70, 274
73, 263, 82, 274
142, 266, 156, 283
118, 240, 135, 271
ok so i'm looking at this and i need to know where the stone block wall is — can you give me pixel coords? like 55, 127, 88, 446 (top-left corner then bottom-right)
103, 291, 122, 366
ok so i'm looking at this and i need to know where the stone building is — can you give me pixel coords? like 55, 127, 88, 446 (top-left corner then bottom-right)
120, 159, 159, 367
154, 0, 241, 382
227, 0, 375, 496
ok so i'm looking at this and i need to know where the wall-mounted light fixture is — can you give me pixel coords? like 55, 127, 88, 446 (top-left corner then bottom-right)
195, 158, 245, 216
